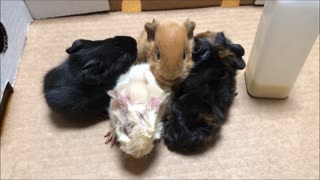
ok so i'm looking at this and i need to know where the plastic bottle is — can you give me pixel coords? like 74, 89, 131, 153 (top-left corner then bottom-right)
245, 0, 319, 98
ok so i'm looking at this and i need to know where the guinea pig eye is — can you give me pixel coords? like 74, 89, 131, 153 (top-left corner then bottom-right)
156, 51, 160, 60
182, 52, 186, 60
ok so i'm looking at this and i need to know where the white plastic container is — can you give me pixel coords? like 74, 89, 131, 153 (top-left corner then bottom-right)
245, 0, 319, 98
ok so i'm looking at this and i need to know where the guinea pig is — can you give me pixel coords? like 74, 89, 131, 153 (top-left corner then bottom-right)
43, 36, 137, 119
136, 19, 196, 91
163, 31, 246, 152
105, 63, 168, 158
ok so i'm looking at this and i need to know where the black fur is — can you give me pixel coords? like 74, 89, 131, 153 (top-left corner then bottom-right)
163, 32, 246, 152
43, 36, 137, 119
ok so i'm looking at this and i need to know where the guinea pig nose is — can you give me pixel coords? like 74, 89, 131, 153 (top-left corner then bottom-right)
175, 77, 184, 82
160, 76, 182, 83
153, 139, 161, 144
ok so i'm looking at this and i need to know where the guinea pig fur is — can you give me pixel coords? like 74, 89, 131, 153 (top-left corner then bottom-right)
136, 19, 196, 91
163, 31, 246, 152
105, 63, 168, 158
43, 36, 137, 119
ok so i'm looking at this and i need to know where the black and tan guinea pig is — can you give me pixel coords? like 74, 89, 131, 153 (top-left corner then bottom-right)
163, 31, 246, 152
43, 36, 137, 119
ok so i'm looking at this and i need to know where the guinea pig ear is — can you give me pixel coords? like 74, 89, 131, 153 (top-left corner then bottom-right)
149, 95, 168, 110
225, 43, 246, 70
213, 32, 228, 47
66, 39, 85, 54
184, 19, 196, 39
107, 90, 117, 99
218, 49, 246, 70
230, 44, 246, 70
230, 57, 246, 70
107, 90, 130, 109
213, 32, 246, 70
145, 19, 159, 41
230, 43, 245, 57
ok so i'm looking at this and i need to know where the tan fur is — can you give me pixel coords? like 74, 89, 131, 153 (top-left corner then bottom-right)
135, 31, 150, 64
136, 19, 196, 91
195, 31, 216, 39
218, 49, 235, 59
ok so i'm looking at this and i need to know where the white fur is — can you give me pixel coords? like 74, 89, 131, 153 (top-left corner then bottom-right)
108, 64, 167, 158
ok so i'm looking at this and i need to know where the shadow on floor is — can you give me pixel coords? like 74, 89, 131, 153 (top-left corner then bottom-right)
49, 111, 108, 129
247, 95, 299, 113
119, 144, 160, 175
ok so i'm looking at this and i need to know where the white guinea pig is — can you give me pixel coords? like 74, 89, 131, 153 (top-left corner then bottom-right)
105, 63, 168, 158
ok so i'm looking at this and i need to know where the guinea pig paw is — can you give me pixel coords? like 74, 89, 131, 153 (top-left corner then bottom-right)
104, 132, 117, 147
66, 39, 85, 54
153, 139, 161, 144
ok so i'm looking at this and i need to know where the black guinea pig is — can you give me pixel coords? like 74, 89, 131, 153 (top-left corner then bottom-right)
163, 31, 246, 152
43, 36, 137, 119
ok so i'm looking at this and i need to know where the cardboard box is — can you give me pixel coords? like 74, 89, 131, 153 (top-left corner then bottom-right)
0, 0, 32, 102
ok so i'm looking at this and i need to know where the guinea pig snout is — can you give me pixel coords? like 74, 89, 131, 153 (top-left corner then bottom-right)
126, 142, 153, 158
158, 73, 183, 83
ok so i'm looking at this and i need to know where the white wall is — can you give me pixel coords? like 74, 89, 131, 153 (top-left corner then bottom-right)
0, 0, 33, 101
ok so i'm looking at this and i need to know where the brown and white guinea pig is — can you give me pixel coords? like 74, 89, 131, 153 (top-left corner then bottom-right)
136, 19, 196, 91
105, 63, 168, 158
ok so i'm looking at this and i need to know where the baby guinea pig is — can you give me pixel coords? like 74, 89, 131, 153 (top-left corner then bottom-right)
163, 31, 246, 152
43, 36, 137, 119
136, 19, 196, 91
105, 64, 168, 158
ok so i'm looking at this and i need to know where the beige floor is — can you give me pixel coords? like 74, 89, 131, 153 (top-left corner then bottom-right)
1, 7, 319, 179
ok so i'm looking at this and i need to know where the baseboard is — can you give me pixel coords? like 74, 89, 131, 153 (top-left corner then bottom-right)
0, 83, 13, 136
